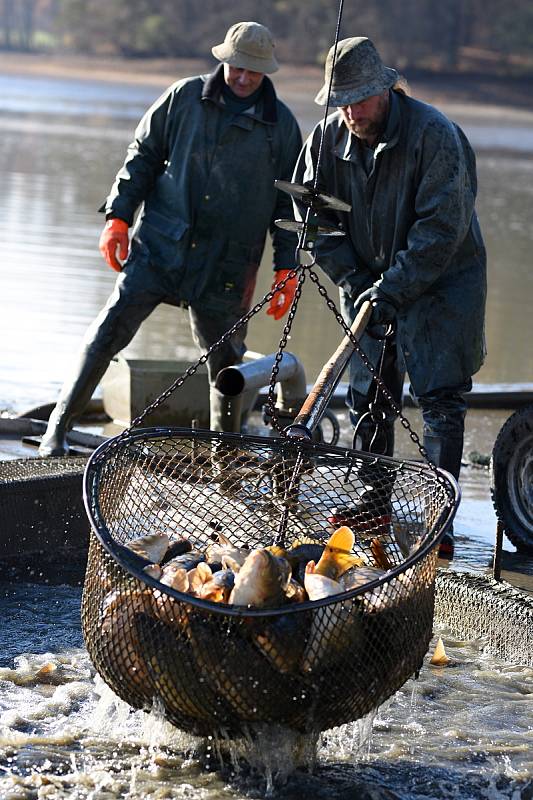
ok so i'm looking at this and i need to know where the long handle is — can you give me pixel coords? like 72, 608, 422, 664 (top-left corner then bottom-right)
287, 300, 372, 438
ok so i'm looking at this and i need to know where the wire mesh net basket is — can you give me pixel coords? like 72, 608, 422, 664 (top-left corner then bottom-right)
82, 428, 457, 738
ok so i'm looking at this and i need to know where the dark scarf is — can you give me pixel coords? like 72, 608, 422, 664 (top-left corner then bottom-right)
221, 81, 264, 114
202, 64, 278, 123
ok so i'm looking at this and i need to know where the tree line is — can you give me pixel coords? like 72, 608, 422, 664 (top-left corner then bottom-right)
2, 0, 533, 75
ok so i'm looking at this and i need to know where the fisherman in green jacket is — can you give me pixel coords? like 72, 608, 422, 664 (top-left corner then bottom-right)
39, 21, 302, 456
294, 37, 487, 558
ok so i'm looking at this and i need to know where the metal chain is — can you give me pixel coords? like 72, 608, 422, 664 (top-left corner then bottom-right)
305, 267, 452, 490
265, 268, 306, 434
103, 0, 451, 500
107, 273, 300, 449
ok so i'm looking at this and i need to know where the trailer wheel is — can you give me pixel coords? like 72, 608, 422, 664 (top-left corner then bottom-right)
490, 404, 533, 552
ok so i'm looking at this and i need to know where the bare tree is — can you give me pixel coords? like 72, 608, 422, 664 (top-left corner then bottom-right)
42, 0, 532, 73
2, 0, 15, 47
19, 0, 37, 49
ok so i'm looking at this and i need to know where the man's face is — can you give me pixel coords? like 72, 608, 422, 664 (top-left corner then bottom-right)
340, 91, 389, 144
223, 64, 264, 97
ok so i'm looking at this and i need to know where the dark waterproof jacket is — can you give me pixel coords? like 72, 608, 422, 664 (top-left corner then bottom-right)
294, 90, 487, 396
103, 65, 302, 306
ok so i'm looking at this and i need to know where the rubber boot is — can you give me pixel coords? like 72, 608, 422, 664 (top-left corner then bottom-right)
423, 434, 464, 560
423, 434, 463, 481
328, 419, 396, 538
38, 350, 111, 457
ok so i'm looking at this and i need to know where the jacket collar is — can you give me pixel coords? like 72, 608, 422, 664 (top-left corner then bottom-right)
376, 89, 401, 153
202, 63, 278, 124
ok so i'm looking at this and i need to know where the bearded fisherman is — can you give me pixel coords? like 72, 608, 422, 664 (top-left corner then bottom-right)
293, 37, 487, 559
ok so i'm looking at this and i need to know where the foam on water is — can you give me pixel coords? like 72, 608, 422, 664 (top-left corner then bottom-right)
0, 627, 533, 798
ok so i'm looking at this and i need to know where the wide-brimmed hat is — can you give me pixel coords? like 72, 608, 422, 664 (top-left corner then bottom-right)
212, 21, 279, 74
315, 37, 398, 106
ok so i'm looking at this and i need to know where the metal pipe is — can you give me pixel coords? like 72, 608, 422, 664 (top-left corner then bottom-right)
209, 387, 244, 434
215, 352, 307, 413
287, 301, 372, 439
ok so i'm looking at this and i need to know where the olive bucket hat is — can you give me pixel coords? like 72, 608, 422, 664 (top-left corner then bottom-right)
315, 36, 398, 106
212, 21, 279, 74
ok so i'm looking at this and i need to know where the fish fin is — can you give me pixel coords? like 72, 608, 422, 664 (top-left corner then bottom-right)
328, 526, 356, 552
216, 531, 233, 546
285, 579, 306, 602
430, 636, 451, 666
392, 524, 411, 559
198, 583, 225, 603
371, 538, 392, 570
187, 563, 212, 593
336, 554, 365, 577
143, 563, 162, 579
305, 560, 316, 574
266, 545, 288, 558
197, 562, 213, 581
127, 532, 170, 564
222, 555, 241, 573
35, 663, 57, 680
314, 528, 357, 578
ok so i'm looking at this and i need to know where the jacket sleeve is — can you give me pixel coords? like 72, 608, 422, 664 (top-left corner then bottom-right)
292, 123, 373, 297
102, 86, 175, 225
269, 111, 303, 270
377, 118, 478, 307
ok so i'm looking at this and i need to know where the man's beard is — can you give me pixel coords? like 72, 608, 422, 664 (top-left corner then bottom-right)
346, 94, 389, 143
351, 118, 384, 140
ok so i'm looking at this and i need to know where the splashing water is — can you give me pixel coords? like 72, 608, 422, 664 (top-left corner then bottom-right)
1, 581, 533, 799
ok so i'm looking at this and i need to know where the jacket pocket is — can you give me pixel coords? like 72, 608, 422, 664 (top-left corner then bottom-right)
141, 208, 189, 241
217, 240, 264, 312
224, 240, 263, 265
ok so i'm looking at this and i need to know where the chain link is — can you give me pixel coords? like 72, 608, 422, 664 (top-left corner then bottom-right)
93, 0, 453, 503
305, 268, 452, 491
107, 270, 302, 450
265, 267, 305, 434
106, 260, 451, 498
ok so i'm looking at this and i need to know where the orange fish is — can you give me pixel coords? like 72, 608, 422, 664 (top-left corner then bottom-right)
313, 527, 364, 580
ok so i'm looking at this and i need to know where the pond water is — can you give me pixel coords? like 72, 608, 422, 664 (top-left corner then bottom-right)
1, 580, 532, 800
1, 66, 532, 800
0, 70, 532, 412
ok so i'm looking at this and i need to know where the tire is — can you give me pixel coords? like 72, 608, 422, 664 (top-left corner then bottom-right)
490, 404, 533, 552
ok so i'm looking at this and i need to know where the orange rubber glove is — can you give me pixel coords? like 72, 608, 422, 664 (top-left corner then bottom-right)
266, 269, 298, 321
99, 218, 129, 272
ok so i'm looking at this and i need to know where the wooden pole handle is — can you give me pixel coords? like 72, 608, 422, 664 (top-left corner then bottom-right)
288, 300, 372, 437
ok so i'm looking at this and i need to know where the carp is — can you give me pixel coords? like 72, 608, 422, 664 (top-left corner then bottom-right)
205, 531, 250, 568
125, 532, 170, 564
312, 527, 364, 580
229, 549, 291, 608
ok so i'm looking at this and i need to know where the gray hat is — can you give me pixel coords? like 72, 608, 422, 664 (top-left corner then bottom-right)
315, 37, 398, 106
212, 21, 279, 74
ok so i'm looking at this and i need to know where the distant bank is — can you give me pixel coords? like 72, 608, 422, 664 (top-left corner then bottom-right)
1, 50, 532, 119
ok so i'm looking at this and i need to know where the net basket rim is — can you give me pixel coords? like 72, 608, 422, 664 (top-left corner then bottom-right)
82, 426, 459, 618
